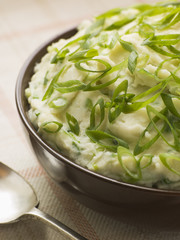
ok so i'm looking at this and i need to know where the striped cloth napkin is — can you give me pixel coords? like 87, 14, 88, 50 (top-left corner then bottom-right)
0, 0, 180, 239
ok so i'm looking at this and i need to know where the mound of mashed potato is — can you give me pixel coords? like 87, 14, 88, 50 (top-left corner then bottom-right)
26, 1, 180, 189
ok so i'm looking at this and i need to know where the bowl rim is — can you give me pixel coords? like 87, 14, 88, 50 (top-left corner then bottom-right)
15, 27, 180, 197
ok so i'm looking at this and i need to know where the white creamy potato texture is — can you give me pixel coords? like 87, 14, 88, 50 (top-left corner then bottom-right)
26, 1, 180, 189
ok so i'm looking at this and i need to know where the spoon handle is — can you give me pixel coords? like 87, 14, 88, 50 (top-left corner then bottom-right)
25, 207, 88, 240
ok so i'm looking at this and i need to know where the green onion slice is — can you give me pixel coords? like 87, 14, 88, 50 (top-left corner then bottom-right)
89, 98, 105, 130
148, 45, 180, 58
139, 22, 154, 39
160, 153, 180, 176
171, 71, 180, 84
51, 48, 70, 64
54, 80, 86, 93
86, 130, 129, 152
75, 58, 112, 73
117, 37, 138, 74
134, 108, 168, 155
124, 79, 169, 113
85, 18, 105, 37
48, 97, 67, 109
138, 154, 153, 169
161, 93, 180, 118
156, 9, 180, 30
68, 49, 99, 61
84, 76, 119, 91
51, 34, 90, 63
66, 112, 80, 135
117, 146, 141, 180
168, 45, 180, 55
154, 58, 180, 81
43, 71, 49, 86
42, 66, 65, 101
143, 34, 180, 46
128, 50, 138, 74
85, 98, 93, 111
105, 16, 136, 31
98, 32, 117, 49
147, 105, 180, 151
108, 80, 128, 123
41, 121, 63, 133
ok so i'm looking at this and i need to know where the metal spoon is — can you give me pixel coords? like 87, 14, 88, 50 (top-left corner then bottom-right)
0, 162, 87, 240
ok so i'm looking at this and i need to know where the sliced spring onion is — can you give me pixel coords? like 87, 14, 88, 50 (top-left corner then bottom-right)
143, 34, 180, 46
84, 76, 119, 91
171, 71, 180, 84
108, 80, 128, 123
161, 93, 180, 118
68, 49, 98, 61
48, 97, 67, 109
134, 108, 168, 155
117, 146, 141, 180
105, 16, 136, 31
149, 45, 180, 58
82, 59, 127, 92
43, 71, 49, 86
85, 98, 93, 111
156, 9, 180, 30
86, 130, 129, 152
139, 6, 167, 18
51, 34, 90, 63
118, 37, 138, 73
118, 38, 136, 52
66, 112, 80, 135
88, 98, 105, 130
51, 48, 69, 64
42, 66, 65, 101
138, 154, 153, 169
54, 80, 86, 93
101, 59, 128, 77
63, 130, 80, 143
137, 68, 154, 80
154, 57, 179, 81
85, 18, 105, 37
128, 51, 138, 74
123, 79, 169, 113
139, 22, 154, 38
72, 141, 80, 152
131, 79, 167, 102
98, 32, 117, 49
41, 121, 63, 133
75, 58, 112, 73
160, 153, 180, 176
168, 45, 180, 55
147, 105, 180, 151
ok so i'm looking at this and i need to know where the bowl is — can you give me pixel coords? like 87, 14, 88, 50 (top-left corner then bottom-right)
15, 28, 180, 214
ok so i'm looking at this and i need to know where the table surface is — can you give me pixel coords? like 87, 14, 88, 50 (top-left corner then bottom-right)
1, 0, 180, 239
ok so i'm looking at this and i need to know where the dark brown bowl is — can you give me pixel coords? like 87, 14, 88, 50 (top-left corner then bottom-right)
15, 28, 180, 215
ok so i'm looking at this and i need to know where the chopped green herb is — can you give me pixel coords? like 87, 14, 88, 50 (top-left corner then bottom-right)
48, 97, 67, 109
66, 112, 80, 135
41, 121, 63, 133
86, 130, 129, 152
88, 98, 105, 130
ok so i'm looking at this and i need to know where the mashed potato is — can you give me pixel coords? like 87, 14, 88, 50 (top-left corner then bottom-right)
26, 1, 180, 189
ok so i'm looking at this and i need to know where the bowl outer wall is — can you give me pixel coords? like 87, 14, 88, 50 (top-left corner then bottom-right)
15, 28, 180, 210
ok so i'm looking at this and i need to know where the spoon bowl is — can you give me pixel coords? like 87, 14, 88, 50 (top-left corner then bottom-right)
0, 162, 87, 240
0, 162, 38, 224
